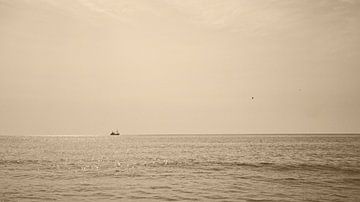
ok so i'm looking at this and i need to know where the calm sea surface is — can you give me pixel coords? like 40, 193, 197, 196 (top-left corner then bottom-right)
0, 135, 359, 201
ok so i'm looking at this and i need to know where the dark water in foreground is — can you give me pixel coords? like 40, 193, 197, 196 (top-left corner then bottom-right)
0, 135, 359, 201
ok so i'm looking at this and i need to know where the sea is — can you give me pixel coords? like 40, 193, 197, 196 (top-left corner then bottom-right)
0, 135, 359, 201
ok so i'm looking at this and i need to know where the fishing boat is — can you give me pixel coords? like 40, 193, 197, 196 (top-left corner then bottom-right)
110, 130, 120, 136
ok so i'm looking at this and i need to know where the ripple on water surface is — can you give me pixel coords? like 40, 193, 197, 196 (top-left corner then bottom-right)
0, 135, 359, 201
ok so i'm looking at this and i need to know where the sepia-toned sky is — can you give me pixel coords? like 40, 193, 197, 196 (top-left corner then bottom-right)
1, 0, 360, 135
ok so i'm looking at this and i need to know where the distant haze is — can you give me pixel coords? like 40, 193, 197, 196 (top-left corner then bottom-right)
1, 0, 359, 135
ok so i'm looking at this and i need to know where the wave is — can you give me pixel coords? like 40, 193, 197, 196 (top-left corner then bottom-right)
2, 158, 359, 175
140, 160, 360, 174
0, 159, 52, 165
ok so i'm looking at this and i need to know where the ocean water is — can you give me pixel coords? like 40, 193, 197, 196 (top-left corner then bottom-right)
0, 135, 359, 201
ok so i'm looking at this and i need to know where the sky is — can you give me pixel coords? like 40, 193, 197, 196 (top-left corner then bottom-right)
0, 0, 360, 135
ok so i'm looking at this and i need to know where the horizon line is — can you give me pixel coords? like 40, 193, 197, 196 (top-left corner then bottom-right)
1, 132, 360, 137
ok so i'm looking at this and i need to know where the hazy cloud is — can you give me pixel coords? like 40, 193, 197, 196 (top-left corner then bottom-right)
0, 0, 359, 135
